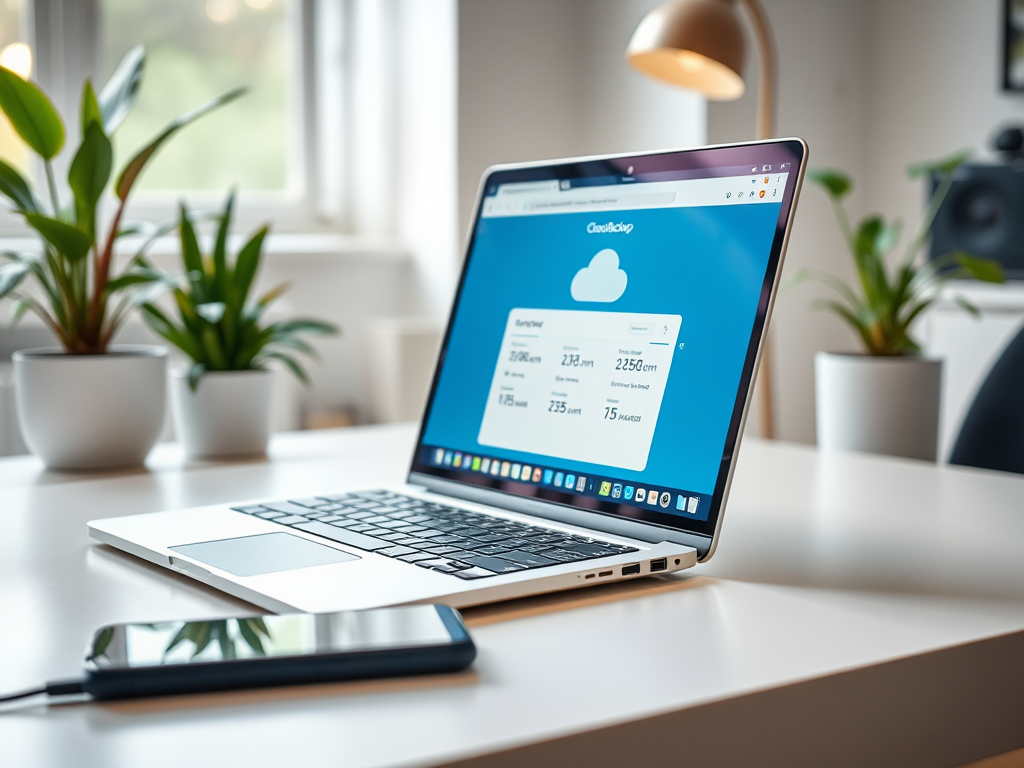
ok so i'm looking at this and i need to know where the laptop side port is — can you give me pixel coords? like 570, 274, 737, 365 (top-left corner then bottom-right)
598, 570, 613, 577
622, 563, 641, 576
650, 558, 667, 572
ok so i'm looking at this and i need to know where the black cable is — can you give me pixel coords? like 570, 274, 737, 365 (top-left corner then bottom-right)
0, 679, 85, 705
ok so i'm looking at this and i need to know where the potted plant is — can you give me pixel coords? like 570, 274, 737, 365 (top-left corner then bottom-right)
141, 194, 338, 458
802, 153, 1005, 461
0, 47, 243, 469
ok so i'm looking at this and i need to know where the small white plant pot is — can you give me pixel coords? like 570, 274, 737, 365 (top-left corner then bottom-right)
815, 352, 942, 462
171, 368, 274, 459
13, 345, 168, 470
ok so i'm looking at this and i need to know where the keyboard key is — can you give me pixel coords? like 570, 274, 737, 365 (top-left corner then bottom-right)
454, 567, 496, 580
363, 516, 391, 524
377, 531, 413, 542
470, 533, 510, 544
374, 506, 400, 514
347, 523, 376, 532
420, 545, 462, 556
273, 515, 311, 526
431, 563, 469, 573
393, 525, 428, 533
414, 529, 446, 538
289, 498, 331, 508
317, 515, 343, 523
255, 510, 286, 519
414, 558, 452, 569
459, 555, 526, 574
544, 549, 592, 563
431, 535, 469, 545
232, 505, 266, 514
395, 538, 431, 547
562, 543, 624, 557
474, 545, 513, 556
397, 552, 436, 563
498, 550, 559, 568
293, 521, 393, 552
377, 546, 419, 558
377, 519, 413, 529
262, 501, 318, 517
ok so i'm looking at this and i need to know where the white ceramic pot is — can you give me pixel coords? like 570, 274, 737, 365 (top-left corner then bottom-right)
13, 345, 168, 470
171, 368, 274, 458
815, 352, 942, 461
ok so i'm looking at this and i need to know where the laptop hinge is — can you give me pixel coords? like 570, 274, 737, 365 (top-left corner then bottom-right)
408, 473, 712, 558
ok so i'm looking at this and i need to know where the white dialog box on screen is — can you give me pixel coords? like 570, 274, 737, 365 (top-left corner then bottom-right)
478, 308, 681, 471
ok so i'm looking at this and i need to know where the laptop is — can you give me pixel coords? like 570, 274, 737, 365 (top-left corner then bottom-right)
89, 139, 807, 614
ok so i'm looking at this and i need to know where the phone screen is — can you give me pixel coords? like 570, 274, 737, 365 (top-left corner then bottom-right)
86, 606, 461, 669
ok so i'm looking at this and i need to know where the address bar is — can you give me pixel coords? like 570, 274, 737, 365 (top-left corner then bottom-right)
526, 192, 676, 212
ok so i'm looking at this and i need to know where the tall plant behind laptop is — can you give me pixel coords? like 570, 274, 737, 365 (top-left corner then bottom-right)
799, 152, 1005, 461
0, 46, 244, 470
141, 194, 338, 458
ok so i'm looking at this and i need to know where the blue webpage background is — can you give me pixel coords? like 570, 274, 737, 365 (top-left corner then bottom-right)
423, 201, 780, 497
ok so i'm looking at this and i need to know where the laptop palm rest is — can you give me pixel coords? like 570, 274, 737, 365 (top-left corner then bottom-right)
170, 533, 359, 577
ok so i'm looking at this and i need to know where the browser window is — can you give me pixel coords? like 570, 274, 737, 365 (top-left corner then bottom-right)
413, 152, 798, 534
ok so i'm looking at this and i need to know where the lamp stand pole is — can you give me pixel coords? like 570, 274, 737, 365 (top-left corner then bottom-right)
740, 0, 778, 439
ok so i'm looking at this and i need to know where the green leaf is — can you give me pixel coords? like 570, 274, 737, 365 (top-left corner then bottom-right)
87, 626, 116, 662
807, 168, 852, 199
187, 361, 206, 390
953, 251, 1005, 283
80, 79, 102, 135
237, 618, 267, 656
854, 216, 883, 258
906, 150, 970, 179
213, 190, 235, 300
0, 157, 39, 212
0, 260, 30, 298
201, 325, 227, 369
9, 296, 30, 326
261, 351, 310, 384
104, 270, 165, 294
99, 45, 145, 133
24, 213, 91, 261
0, 66, 64, 159
114, 86, 247, 201
875, 220, 902, 256
179, 204, 204, 277
954, 296, 980, 317
68, 121, 112, 239
269, 318, 339, 336
231, 225, 268, 307
197, 301, 226, 323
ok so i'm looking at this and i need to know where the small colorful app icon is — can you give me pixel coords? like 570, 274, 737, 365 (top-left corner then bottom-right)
491, 460, 501, 476
611, 483, 622, 498
554, 471, 564, 487
764, 176, 769, 184
443, 451, 453, 466
434, 448, 445, 464
565, 474, 576, 490
575, 475, 586, 492
532, 467, 543, 482
520, 465, 531, 481
687, 496, 699, 514
472, 456, 482, 471
480, 458, 490, 473
648, 491, 659, 506
623, 486, 634, 501
511, 463, 521, 479
676, 494, 686, 511
543, 469, 554, 484
759, 189, 765, 198
635, 488, 646, 503
500, 461, 511, 477
598, 481, 612, 496
453, 452, 463, 468
659, 491, 671, 508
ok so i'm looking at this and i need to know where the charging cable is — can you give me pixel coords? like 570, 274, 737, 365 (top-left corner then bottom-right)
0, 679, 85, 705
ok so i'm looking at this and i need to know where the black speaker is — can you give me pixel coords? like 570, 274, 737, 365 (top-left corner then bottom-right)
929, 162, 1024, 278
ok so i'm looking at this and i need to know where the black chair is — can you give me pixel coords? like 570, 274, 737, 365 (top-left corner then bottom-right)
949, 323, 1024, 474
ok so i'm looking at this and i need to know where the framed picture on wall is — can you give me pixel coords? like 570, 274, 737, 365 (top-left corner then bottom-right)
1004, 0, 1024, 89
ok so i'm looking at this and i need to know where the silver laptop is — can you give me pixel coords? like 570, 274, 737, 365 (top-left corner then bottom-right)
89, 139, 807, 614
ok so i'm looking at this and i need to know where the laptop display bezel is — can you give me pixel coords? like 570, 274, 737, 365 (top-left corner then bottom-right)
407, 139, 807, 557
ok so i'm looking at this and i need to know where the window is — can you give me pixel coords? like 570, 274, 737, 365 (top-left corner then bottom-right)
100, 0, 297, 196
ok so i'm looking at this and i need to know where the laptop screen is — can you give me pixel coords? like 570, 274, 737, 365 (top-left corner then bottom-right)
410, 141, 805, 541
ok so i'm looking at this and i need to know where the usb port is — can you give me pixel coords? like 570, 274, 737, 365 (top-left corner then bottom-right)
598, 570, 613, 577
650, 558, 667, 572
622, 563, 641, 576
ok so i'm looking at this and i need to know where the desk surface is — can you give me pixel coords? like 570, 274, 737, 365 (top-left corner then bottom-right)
1, 425, 1023, 768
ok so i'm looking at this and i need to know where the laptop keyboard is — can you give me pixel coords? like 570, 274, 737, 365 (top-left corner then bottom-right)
231, 490, 638, 580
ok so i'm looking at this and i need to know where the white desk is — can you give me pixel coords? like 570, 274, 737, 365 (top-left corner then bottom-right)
1, 425, 1023, 767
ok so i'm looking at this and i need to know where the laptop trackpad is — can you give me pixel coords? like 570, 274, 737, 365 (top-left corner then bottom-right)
170, 533, 359, 577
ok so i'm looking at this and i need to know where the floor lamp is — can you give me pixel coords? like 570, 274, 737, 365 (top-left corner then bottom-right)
626, 0, 779, 438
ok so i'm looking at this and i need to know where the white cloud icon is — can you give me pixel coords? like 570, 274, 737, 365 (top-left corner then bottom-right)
571, 249, 628, 303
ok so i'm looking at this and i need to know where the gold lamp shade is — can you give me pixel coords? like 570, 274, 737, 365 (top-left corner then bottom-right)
625, 0, 746, 100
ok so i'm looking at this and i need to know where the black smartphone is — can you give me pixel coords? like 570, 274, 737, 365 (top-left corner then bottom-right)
82, 604, 475, 700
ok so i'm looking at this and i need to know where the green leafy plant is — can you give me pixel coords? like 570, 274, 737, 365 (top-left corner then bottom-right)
800, 152, 1005, 356
0, 46, 244, 353
141, 193, 339, 388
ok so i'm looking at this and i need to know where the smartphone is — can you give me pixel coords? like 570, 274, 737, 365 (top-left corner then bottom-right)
82, 604, 475, 700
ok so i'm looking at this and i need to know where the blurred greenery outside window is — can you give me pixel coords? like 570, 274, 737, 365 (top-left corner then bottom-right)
0, 0, 310, 231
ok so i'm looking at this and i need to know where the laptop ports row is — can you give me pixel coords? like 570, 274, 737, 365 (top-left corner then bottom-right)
649, 558, 667, 573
